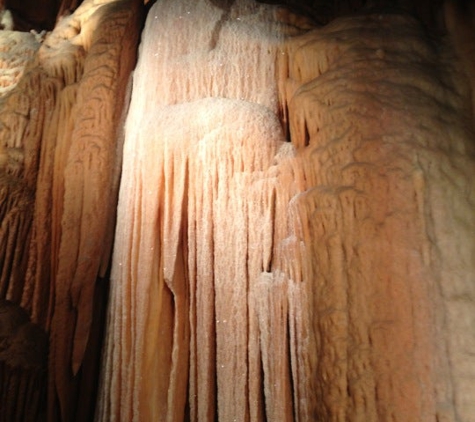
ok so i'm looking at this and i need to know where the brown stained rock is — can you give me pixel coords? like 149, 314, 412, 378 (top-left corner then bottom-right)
43, 1, 142, 420
0, 186, 33, 303
281, 10, 475, 421
0, 0, 143, 420
0, 300, 48, 422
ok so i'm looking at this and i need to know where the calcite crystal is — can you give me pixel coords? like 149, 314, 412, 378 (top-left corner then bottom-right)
0, 31, 39, 96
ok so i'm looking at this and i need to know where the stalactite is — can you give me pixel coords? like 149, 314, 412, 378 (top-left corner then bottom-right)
0, 0, 143, 420
98, 1, 475, 421
0, 0, 474, 421
96, 2, 309, 420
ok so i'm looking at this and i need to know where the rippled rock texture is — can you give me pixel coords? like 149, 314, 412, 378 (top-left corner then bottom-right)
0, 0, 474, 421
0, 0, 142, 420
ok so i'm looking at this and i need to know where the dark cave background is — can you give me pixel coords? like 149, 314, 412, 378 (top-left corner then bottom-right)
1, 0, 447, 33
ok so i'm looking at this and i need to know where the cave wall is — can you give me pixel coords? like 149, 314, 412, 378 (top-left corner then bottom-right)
0, 0, 474, 421
97, 1, 475, 421
0, 0, 143, 420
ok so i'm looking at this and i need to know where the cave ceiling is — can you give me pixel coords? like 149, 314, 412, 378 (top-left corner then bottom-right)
2, 0, 446, 33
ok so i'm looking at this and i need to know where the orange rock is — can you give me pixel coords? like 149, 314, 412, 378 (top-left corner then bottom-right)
96, 1, 475, 422
1, 1, 474, 421
0, 0, 143, 420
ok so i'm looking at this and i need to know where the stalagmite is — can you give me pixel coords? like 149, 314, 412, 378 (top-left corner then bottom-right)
97, 0, 475, 421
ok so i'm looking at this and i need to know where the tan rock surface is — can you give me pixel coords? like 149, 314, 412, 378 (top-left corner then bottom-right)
97, 1, 475, 421
283, 12, 475, 421
0, 0, 474, 421
0, 0, 142, 420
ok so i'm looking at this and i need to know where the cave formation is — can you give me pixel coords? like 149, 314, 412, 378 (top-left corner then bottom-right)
0, 0, 474, 421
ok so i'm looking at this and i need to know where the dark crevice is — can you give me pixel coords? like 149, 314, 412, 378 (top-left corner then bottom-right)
266, 188, 276, 273
259, 351, 267, 420
3, 0, 58, 31
209, 0, 236, 8
72, 274, 110, 422
286, 312, 296, 421
209, 0, 235, 50
304, 120, 311, 147
278, 101, 292, 143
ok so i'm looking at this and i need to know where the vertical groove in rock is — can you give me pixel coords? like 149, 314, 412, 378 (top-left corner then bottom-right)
1, 0, 474, 421
97, 1, 307, 420
0, 0, 143, 420
98, 1, 475, 421
283, 11, 475, 421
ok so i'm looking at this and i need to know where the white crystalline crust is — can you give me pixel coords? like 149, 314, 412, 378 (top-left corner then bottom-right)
0, 31, 39, 96
98, 2, 304, 421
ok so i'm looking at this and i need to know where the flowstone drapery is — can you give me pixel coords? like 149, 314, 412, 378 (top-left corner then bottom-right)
97, 1, 475, 421
0, 0, 474, 421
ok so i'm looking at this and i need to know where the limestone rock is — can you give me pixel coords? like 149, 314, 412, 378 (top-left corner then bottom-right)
96, 1, 475, 421
0, 0, 474, 421
0, 0, 142, 420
